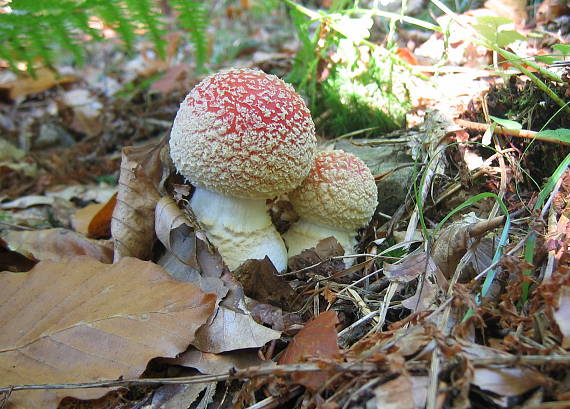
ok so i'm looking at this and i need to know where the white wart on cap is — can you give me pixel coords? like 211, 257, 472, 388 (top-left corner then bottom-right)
283, 150, 378, 264
169, 68, 317, 271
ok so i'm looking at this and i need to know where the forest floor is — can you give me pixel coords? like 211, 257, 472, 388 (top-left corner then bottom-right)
1, 1, 570, 409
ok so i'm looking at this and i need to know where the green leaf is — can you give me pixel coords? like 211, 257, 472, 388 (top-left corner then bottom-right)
473, 16, 525, 47
536, 128, 570, 144
553, 44, 570, 56
496, 30, 526, 48
489, 115, 522, 130
535, 55, 558, 64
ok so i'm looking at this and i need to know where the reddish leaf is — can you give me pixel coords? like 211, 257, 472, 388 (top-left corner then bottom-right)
279, 310, 341, 391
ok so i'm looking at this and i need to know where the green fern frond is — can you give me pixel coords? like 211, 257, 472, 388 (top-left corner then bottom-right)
124, 0, 167, 58
169, 0, 209, 71
50, 16, 85, 65
0, 0, 210, 75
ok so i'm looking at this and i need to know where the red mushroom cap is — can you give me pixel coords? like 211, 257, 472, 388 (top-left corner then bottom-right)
169, 68, 316, 199
289, 150, 378, 230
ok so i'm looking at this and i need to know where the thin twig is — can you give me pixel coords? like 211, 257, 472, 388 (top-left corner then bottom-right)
245, 386, 303, 409
0, 363, 376, 394
338, 310, 381, 346
455, 119, 570, 146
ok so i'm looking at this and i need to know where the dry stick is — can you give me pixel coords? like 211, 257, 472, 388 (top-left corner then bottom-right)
470, 355, 570, 365
0, 363, 376, 394
455, 119, 570, 146
4, 354, 570, 396
338, 310, 381, 346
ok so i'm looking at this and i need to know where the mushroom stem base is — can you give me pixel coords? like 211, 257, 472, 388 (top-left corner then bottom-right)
190, 188, 288, 272
283, 218, 357, 266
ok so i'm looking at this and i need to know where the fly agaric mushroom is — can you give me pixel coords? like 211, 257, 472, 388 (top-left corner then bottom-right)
169, 68, 316, 271
283, 150, 378, 264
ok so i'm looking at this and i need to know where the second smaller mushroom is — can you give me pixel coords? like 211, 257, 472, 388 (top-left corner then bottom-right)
283, 150, 378, 265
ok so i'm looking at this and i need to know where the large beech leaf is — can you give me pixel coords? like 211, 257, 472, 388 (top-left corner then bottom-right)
0, 256, 217, 409
1, 228, 113, 264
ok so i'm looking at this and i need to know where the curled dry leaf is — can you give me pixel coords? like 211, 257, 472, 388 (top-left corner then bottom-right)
155, 196, 200, 267
247, 297, 303, 332
0, 256, 217, 409
1, 228, 113, 263
279, 309, 341, 391
111, 139, 168, 262
431, 214, 504, 279
158, 251, 228, 299
192, 305, 281, 354
166, 347, 269, 374
384, 252, 448, 291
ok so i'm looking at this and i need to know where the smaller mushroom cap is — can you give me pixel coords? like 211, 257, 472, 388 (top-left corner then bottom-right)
289, 150, 378, 230
169, 68, 316, 199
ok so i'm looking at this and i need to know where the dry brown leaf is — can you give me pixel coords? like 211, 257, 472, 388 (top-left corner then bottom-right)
167, 347, 268, 374
0, 256, 217, 409
150, 64, 188, 94
247, 298, 302, 332
158, 250, 228, 299
384, 252, 447, 290
111, 139, 167, 261
46, 184, 117, 204
87, 193, 117, 238
72, 202, 106, 234
1, 195, 63, 209
155, 196, 199, 267
287, 236, 345, 276
61, 89, 103, 136
472, 367, 549, 397
192, 305, 281, 354
553, 286, 570, 348
402, 273, 441, 312
389, 327, 432, 357
431, 214, 504, 279
233, 257, 297, 310
72, 193, 117, 238
278, 309, 341, 391
1, 228, 113, 263
0, 68, 76, 100
374, 375, 416, 409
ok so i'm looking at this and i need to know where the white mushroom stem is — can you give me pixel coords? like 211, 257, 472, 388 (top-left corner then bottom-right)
283, 218, 357, 263
190, 188, 288, 272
